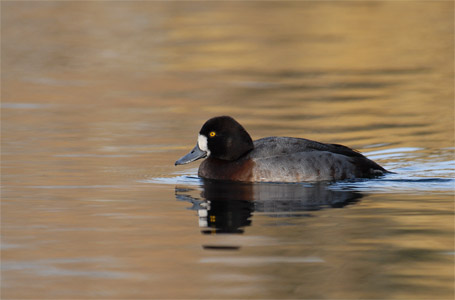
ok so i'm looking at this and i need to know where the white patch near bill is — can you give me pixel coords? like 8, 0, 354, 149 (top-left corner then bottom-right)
198, 134, 211, 157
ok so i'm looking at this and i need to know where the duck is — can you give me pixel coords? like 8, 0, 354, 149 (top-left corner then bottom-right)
175, 116, 390, 182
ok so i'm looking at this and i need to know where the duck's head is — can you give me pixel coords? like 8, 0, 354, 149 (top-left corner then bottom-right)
175, 116, 254, 165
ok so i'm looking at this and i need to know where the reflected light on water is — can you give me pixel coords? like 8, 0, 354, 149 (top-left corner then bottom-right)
2, 1, 454, 299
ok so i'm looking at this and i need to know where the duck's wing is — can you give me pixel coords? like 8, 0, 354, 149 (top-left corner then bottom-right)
308, 142, 365, 158
251, 137, 364, 158
250, 137, 388, 177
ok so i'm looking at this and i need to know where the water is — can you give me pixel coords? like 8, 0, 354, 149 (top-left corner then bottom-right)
2, 2, 454, 299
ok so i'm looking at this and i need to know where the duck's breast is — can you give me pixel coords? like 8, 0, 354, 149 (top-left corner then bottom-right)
198, 157, 255, 181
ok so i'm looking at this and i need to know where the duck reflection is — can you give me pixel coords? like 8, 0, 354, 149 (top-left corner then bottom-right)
176, 179, 363, 235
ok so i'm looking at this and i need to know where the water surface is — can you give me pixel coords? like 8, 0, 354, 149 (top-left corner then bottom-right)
2, 2, 454, 299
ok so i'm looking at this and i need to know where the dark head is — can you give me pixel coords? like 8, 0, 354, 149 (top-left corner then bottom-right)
175, 116, 254, 165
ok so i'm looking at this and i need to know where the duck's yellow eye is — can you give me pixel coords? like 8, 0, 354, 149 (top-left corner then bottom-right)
209, 131, 216, 137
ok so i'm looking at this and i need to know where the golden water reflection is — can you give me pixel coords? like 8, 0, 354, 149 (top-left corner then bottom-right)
2, 1, 454, 299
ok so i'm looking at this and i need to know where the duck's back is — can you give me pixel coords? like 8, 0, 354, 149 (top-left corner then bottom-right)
247, 137, 387, 182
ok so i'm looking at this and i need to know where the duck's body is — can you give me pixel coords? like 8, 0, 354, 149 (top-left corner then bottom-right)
176, 116, 390, 182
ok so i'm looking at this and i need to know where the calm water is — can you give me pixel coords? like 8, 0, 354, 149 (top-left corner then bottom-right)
2, 2, 454, 299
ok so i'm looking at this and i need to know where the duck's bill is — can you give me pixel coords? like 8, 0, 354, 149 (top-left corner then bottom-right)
175, 144, 207, 165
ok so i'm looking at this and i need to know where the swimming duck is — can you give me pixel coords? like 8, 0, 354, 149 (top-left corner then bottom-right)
175, 116, 389, 182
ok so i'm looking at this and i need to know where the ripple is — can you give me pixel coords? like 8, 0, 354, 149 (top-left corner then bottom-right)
2, 258, 144, 279
141, 175, 201, 185
24, 185, 131, 189
200, 256, 325, 266
1, 103, 53, 109
364, 147, 423, 156
331, 176, 455, 194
